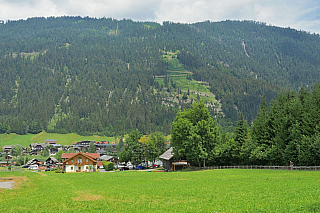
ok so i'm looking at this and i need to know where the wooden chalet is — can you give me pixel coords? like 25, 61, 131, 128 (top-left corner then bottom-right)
2, 145, 13, 154
45, 157, 58, 165
30, 143, 47, 155
62, 152, 100, 172
4, 155, 13, 161
26, 158, 42, 166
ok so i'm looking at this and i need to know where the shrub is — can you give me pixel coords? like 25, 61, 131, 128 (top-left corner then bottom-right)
102, 161, 114, 171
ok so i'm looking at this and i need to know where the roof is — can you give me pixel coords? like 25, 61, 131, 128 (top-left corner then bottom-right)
30, 143, 47, 147
97, 161, 103, 167
62, 152, 99, 164
95, 141, 110, 144
159, 147, 174, 160
26, 158, 41, 165
100, 155, 117, 161
3, 145, 12, 149
45, 157, 58, 163
62, 152, 100, 160
172, 162, 188, 166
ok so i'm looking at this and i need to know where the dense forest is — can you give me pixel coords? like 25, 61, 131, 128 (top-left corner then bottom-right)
0, 16, 320, 136
170, 87, 320, 167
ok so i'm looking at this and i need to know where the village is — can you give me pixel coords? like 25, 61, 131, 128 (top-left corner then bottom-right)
0, 139, 188, 172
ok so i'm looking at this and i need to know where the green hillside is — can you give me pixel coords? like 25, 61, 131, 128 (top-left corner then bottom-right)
0, 132, 115, 147
0, 17, 320, 135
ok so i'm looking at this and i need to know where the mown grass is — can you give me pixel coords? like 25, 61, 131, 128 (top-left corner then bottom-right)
0, 132, 115, 147
0, 169, 319, 212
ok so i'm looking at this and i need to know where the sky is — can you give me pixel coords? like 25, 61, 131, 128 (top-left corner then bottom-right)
1, 0, 320, 34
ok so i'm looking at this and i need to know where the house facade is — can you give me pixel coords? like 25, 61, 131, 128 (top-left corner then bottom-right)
62, 152, 100, 172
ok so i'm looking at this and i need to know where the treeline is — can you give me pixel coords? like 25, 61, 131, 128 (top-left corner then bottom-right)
171, 88, 320, 167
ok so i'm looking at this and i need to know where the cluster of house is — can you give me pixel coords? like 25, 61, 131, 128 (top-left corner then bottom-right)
2, 140, 117, 156
0, 152, 120, 173
1, 139, 188, 172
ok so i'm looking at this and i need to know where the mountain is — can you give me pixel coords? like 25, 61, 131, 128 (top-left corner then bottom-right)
0, 17, 319, 136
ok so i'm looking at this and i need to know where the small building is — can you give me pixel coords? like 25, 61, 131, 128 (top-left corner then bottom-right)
100, 155, 119, 165
96, 149, 106, 156
0, 161, 11, 167
46, 139, 57, 145
49, 144, 61, 155
2, 145, 13, 154
159, 147, 174, 171
159, 147, 189, 172
45, 157, 58, 165
62, 152, 100, 173
30, 143, 47, 155
4, 155, 13, 161
26, 158, 42, 166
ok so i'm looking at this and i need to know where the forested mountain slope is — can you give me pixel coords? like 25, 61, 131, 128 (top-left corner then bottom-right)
0, 17, 319, 135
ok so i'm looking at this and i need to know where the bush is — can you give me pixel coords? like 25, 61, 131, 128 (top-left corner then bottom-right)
102, 161, 114, 171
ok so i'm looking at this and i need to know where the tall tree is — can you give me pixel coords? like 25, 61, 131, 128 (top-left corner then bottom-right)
146, 132, 166, 165
171, 100, 219, 167
126, 130, 143, 166
88, 142, 96, 153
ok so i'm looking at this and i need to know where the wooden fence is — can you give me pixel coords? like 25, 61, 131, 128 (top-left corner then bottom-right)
201, 165, 320, 171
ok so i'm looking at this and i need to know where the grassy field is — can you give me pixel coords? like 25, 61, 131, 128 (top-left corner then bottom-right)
0, 132, 115, 147
0, 169, 319, 212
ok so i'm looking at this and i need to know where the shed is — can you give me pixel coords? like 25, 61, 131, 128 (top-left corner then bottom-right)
159, 147, 174, 171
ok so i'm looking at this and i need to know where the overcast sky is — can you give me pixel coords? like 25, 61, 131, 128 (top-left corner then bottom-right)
1, 0, 320, 34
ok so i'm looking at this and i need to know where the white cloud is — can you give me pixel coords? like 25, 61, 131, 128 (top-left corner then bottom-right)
0, 0, 320, 33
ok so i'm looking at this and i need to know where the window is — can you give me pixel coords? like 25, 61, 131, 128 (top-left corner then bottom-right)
71, 159, 73, 163
86, 159, 88, 162
71, 167, 73, 170
86, 166, 88, 170
78, 157, 82, 163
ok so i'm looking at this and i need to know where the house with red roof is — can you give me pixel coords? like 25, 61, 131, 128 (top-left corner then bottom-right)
62, 152, 100, 172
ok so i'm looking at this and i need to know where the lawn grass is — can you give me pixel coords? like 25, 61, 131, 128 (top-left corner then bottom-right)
0, 132, 115, 147
0, 169, 319, 212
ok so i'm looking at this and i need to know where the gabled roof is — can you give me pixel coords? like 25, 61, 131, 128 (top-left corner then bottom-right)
26, 158, 41, 165
159, 147, 174, 160
62, 152, 100, 163
100, 155, 117, 161
62, 152, 100, 159
45, 157, 58, 163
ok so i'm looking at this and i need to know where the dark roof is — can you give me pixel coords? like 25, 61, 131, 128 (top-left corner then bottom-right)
45, 157, 58, 163
26, 158, 41, 165
159, 147, 174, 160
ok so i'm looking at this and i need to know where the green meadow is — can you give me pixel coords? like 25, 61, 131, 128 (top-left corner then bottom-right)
0, 169, 319, 212
0, 132, 115, 147
155, 51, 217, 104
